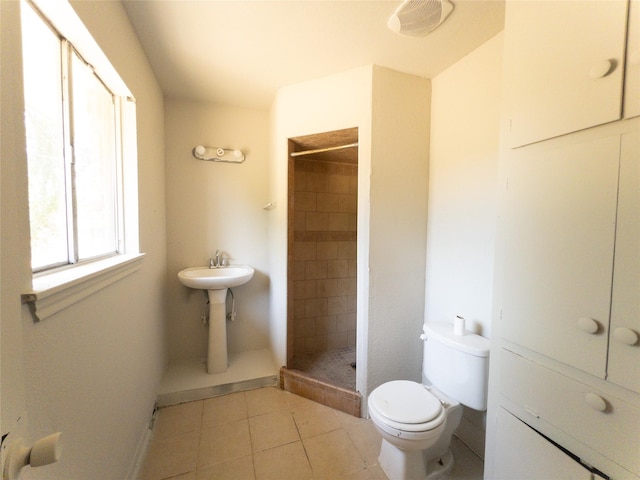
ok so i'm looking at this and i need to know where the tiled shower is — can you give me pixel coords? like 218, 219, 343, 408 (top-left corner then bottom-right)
283, 128, 360, 413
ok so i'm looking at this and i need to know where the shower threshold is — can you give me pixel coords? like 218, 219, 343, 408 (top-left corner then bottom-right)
282, 346, 361, 417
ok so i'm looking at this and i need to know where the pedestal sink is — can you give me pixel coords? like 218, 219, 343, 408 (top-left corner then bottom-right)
178, 265, 255, 374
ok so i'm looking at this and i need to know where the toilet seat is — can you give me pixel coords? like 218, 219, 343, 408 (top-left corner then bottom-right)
369, 380, 445, 432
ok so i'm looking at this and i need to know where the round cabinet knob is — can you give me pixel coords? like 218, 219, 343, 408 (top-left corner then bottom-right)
577, 317, 599, 334
585, 393, 608, 412
613, 327, 639, 346
589, 59, 615, 79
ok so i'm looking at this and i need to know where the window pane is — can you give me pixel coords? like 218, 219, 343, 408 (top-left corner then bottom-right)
71, 52, 118, 260
22, 4, 69, 270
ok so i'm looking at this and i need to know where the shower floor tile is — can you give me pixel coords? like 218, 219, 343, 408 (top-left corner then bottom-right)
291, 346, 356, 390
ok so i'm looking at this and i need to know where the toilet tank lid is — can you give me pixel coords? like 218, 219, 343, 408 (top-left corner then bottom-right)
423, 322, 490, 357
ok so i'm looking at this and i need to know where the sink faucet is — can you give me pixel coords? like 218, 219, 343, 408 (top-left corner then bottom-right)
209, 250, 221, 269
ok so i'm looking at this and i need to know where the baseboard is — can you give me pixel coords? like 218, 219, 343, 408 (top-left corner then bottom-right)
124, 421, 153, 480
456, 411, 486, 460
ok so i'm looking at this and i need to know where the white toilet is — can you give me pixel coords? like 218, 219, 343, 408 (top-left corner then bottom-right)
368, 322, 490, 480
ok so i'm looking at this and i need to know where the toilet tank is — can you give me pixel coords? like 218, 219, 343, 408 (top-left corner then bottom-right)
422, 322, 490, 411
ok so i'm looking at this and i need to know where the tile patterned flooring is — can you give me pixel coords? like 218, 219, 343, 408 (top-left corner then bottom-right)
139, 386, 484, 480
291, 346, 356, 390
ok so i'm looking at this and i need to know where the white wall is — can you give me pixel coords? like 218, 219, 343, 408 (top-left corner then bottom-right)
269, 66, 430, 410
425, 32, 504, 338
425, 32, 504, 457
1, 2, 167, 478
367, 67, 431, 392
164, 100, 270, 360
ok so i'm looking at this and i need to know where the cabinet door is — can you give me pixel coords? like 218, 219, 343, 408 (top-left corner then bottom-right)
624, 0, 640, 118
502, 136, 620, 377
608, 129, 640, 392
504, 1, 628, 147
495, 408, 593, 480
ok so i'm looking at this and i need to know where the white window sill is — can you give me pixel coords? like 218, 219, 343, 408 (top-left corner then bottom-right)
22, 253, 145, 322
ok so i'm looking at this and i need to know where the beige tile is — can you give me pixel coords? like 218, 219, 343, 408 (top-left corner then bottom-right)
342, 419, 382, 466
284, 391, 317, 410
305, 260, 328, 280
327, 259, 349, 278
249, 410, 300, 452
153, 401, 203, 438
328, 212, 350, 231
337, 466, 385, 480
296, 191, 317, 211
306, 211, 328, 231
304, 298, 328, 317
338, 193, 357, 213
328, 174, 351, 194
198, 419, 252, 468
317, 278, 338, 297
292, 400, 341, 439
293, 242, 316, 261
294, 280, 316, 300
196, 455, 255, 480
202, 392, 247, 427
245, 387, 288, 416
328, 296, 348, 315
139, 430, 199, 480
304, 429, 365, 480
316, 241, 338, 260
337, 241, 356, 260
167, 473, 197, 480
317, 192, 340, 212
253, 441, 313, 480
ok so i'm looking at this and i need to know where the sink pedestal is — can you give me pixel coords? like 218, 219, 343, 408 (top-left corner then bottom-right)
176, 265, 254, 375
207, 288, 229, 374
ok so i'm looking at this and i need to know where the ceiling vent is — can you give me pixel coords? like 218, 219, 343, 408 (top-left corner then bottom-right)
387, 0, 454, 37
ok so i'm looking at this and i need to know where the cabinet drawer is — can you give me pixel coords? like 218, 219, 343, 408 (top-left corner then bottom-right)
500, 349, 640, 476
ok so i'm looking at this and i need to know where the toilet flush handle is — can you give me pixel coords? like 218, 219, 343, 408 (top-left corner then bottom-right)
419, 333, 427, 341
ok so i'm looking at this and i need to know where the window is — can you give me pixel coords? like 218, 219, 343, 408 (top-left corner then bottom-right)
23, 2, 126, 271
20, 0, 142, 321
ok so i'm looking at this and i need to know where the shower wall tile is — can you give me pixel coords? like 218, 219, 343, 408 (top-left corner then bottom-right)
327, 259, 349, 278
317, 279, 337, 297
316, 242, 337, 260
292, 157, 357, 356
317, 193, 340, 212
328, 213, 350, 231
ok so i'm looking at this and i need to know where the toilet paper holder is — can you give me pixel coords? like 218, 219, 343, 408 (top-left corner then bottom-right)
2, 432, 62, 480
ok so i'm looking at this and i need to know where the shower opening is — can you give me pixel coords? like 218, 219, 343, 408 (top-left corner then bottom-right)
282, 127, 360, 414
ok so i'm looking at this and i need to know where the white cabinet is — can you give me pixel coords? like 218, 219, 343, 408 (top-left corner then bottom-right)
624, 0, 640, 118
502, 135, 620, 379
500, 349, 640, 477
495, 407, 603, 480
504, 0, 629, 147
502, 128, 640, 394
608, 131, 640, 392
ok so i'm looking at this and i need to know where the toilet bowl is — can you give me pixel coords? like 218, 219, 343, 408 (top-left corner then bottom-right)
367, 322, 490, 480
368, 380, 463, 480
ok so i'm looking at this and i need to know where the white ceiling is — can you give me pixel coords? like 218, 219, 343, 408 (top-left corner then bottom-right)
122, 0, 505, 110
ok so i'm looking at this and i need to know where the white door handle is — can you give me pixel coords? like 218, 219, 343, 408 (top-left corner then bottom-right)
613, 327, 639, 346
585, 393, 608, 412
589, 59, 615, 79
577, 317, 599, 334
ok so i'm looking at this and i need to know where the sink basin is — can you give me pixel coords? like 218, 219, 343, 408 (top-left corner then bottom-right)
178, 265, 255, 290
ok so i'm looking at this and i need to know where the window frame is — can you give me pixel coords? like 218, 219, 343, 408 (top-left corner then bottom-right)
20, 0, 143, 321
